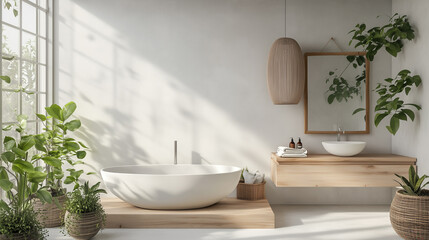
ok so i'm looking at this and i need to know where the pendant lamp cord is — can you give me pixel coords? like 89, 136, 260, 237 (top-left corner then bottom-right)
284, 0, 287, 37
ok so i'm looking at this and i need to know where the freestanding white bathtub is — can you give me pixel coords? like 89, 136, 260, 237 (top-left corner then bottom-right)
100, 164, 241, 210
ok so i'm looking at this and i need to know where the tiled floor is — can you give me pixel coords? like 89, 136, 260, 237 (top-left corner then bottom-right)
48, 205, 398, 240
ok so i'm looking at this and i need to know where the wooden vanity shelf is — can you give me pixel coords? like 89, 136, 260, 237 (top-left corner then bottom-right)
271, 153, 416, 187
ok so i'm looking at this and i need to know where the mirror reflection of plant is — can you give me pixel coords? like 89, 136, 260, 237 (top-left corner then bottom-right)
33, 102, 89, 197
325, 55, 366, 104
0, 116, 49, 239
374, 70, 421, 135
349, 13, 415, 61
349, 14, 420, 135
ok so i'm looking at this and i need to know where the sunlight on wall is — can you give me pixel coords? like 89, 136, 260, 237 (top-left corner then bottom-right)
58, 2, 271, 190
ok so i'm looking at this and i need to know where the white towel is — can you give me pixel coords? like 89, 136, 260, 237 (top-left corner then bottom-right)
277, 147, 307, 157
277, 146, 307, 154
277, 153, 307, 158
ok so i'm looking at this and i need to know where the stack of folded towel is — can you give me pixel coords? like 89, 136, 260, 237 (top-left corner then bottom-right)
276, 146, 308, 158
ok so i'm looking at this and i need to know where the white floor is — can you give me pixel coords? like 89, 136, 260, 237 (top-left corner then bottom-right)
48, 205, 398, 240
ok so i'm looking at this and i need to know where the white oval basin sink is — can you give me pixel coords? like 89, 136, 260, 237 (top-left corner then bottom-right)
322, 141, 366, 157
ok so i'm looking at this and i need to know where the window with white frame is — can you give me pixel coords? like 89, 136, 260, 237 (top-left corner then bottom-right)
1, 0, 52, 141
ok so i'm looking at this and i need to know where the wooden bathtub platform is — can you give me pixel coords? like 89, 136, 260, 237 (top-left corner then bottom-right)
101, 197, 275, 229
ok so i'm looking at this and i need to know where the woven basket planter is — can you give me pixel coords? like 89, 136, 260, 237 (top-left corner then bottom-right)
390, 190, 429, 240
33, 194, 67, 228
236, 181, 266, 200
65, 211, 102, 240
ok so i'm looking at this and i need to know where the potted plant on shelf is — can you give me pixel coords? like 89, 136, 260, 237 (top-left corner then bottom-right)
236, 168, 266, 200
32, 102, 88, 227
64, 181, 106, 240
0, 116, 49, 239
390, 165, 429, 240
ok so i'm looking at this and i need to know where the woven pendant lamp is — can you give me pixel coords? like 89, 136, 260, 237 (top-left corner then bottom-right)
267, 0, 304, 105
267, 38, 304, 104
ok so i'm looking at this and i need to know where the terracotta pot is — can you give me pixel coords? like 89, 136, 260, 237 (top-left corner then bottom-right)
33, 194, 67, 228
65, 211, 102, 240
390, 190, 429, 240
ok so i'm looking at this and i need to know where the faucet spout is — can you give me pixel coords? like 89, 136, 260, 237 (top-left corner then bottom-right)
337, 127, 345, 141
174, 140, 177, 165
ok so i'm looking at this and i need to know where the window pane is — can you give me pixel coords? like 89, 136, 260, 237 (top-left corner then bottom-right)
2, 1, 20, 27
26, 121, 36, 135
37, 93, 46, 114
38, 0, 47, 9
39, 10, 46, 37
22, 93, 36, 120
2, 127, 18, 141
22, 32, 37, 61
2, 58, 19, 89
38, 65, 46, 92
2, 91, 19, 122
38, 38, 45, 64
22, 60, 36, 91
2, 24, 20, 57
22, 2, 36, 34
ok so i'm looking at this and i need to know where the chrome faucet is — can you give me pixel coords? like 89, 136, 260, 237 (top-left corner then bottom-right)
174, 140, 177, 165
337, 127, 345, 141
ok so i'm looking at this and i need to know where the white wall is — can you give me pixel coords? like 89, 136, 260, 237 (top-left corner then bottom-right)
391, 1, 429, 174
55, 0, 394, 204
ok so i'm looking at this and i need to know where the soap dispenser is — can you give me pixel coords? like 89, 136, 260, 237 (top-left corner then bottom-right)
297, 137, 303, 149
289, 137, 295, 148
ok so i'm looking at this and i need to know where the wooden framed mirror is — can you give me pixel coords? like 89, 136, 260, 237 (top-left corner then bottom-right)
304, 52, 370, 134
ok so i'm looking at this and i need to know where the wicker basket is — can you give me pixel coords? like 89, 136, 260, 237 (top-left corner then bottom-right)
236, 181, 266, 200
33, 194, 67, 228
390, 189, 429, 240
65, 211, 103, 240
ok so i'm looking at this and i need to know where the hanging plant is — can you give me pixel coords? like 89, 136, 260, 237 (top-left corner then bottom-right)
348, 13, 421, 135
374, 70, 421, 135
349, 13, 415, 61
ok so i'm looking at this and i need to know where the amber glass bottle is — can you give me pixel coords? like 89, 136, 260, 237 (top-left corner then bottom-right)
289, 137, 295, 148
297, 137, 303, 149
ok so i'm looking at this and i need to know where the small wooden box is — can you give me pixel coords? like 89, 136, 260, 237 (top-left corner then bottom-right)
236, 182, 266, 200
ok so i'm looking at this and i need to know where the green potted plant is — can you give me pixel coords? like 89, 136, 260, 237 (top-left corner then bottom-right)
0, 116, 50, 239
64, 181, 106, 240
390, 165, 429, 240
31, 102, 88, 227
237, 168, 266, 200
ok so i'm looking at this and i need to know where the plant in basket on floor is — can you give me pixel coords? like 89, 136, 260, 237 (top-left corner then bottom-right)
31, 102, 89, 227
64, 179, 107, 240
237, 168, 265, 200
390, 165, 429, 240
0, 116, 49, 239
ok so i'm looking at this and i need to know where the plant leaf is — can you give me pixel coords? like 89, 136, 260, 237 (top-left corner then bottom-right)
36, 189, 53, 204
0, 75, 11, 83
28, 171, 47, 183
45, 104, 63, 121
0, 179, 13, 191
374, 113, 389, 127
1, 152, 15, 162
390, 116, 400, 135
62, 102, 77, 121
402, 109, 415, 121
65, 119, 81, 131
352, 108, 365, 115
76, 151, 86, 159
